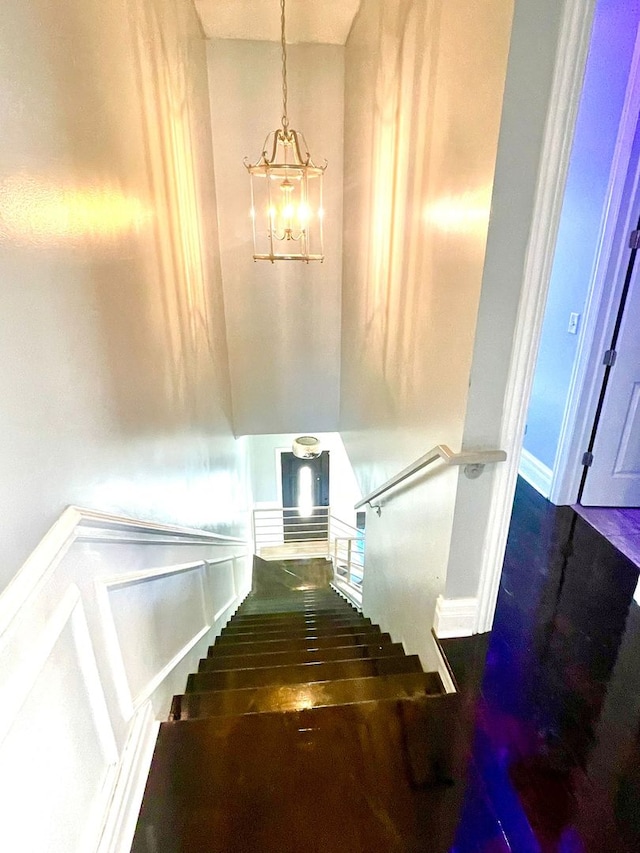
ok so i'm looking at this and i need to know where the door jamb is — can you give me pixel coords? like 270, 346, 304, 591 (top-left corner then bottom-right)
475, 0, 596, 633
549, 21, 640, 506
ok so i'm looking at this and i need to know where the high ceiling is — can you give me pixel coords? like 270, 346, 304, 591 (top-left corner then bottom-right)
194, 0, 361, 45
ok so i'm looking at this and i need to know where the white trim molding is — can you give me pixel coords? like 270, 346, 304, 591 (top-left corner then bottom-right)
96, 701, 160, 853
433, 595, 478, 639
519, 448, 553, 498
0, 506, 251, 853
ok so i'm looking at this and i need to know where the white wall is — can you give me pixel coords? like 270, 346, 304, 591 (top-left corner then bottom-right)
523, 0, 639, 475
206, 39, 344, 436
0, 0, 249, 596
340, 0, 513, 659
247, 432, 361, 526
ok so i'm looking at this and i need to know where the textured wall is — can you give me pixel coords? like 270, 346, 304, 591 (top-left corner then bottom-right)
0, 0, 248, 594
340, 0, 513, 656
206, 39, 344, 435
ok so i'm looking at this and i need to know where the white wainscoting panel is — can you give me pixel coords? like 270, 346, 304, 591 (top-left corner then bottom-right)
0, 507, 250, 853
208, 557, 237, 621
105, 562, 209, 710
96, 701, 159, 853
0, 589, 117, 852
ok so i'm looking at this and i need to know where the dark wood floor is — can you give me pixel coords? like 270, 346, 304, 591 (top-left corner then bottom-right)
450, 478, 640, 852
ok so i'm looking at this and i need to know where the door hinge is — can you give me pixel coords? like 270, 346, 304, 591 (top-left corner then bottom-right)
603, 349, 617, 367
630, 230, 640, 249
582, 451, 594, 467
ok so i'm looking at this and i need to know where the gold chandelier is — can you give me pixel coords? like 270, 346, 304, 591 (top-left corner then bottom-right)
244, 0, 327, 263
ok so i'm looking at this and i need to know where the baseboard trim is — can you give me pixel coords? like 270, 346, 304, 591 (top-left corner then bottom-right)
519, 448, 553, 498
433, 595, 478, 639
97, 701, 160, 853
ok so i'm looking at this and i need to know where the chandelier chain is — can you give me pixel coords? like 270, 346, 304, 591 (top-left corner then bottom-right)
280, 0, 289, 131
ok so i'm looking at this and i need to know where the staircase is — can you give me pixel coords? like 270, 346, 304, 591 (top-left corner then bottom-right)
132, 560, 463, 852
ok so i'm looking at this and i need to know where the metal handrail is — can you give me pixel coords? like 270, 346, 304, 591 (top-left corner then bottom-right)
355, 444, 507, 511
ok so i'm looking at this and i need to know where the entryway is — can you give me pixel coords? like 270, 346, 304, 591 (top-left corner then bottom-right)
280, 450, 330, 542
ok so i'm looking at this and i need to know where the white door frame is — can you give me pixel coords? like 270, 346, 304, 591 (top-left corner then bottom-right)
550, 21, 640, 506
474, 0, 597, 633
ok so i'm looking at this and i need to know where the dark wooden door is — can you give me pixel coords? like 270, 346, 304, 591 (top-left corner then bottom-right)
280, 451, 330, 541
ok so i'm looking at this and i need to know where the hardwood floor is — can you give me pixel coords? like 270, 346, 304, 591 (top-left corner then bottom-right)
450, 478, 640, 852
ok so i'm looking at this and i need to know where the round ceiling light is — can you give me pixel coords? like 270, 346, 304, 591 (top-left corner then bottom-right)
292, 436, 321, 459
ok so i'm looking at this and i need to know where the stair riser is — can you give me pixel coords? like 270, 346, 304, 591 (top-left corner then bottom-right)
208, 632, 393, 657
186, 655, 423, 693
198, 643, 406, 672
231, 608, 357, 622
240, 594, 346, 605
244, 592, 340, 600
223, 616, 371, 633
216, 624, 380, 643
237, 602, 351, 614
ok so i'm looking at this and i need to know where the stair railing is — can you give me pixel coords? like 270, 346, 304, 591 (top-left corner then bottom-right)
355, 444, 507, 515
332, 535, 365, 594
252, 506, 331, 556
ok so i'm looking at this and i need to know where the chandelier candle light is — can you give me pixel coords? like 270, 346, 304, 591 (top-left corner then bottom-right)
244, 0, 327, 262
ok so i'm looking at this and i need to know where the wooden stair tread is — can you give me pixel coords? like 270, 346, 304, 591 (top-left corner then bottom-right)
132, 572, 462, 853
133, 695, 460, 852
171, 670, 446, 720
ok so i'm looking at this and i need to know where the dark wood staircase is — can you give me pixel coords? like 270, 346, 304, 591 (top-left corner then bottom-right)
132, 563, 464, 852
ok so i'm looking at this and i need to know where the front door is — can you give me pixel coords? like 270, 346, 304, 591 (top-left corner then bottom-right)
280, 451, 330, 541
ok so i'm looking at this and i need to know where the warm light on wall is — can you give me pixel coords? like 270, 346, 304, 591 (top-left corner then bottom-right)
0, 175, 151, 245
424, 188, 492, 234
244, 0, 326, 262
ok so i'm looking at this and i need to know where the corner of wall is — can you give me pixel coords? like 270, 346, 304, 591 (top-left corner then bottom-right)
433, 594, 478, 639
